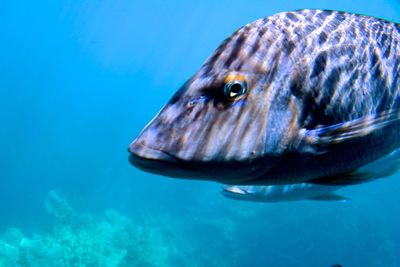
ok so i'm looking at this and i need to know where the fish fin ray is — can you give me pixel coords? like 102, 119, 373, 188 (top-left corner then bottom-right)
299, 109, 400, 153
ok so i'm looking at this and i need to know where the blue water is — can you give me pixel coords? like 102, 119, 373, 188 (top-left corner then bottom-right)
1, 1, 400, 266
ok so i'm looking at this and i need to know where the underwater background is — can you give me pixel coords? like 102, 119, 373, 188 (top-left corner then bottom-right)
1, 0, 400, 266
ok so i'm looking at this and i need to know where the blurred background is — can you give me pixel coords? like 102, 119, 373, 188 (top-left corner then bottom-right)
1, 1, 400, 266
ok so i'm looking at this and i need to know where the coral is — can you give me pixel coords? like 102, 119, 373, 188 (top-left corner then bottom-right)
45, 191, 76, 222
0, 240, 19, 266
0, 191, 171, 267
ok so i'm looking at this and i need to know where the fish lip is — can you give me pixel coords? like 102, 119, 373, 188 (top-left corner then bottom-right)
128, 141, 175, 163
128, 141, 196, 177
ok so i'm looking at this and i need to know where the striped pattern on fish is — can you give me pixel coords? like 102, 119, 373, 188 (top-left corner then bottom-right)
128, 9, 400, 185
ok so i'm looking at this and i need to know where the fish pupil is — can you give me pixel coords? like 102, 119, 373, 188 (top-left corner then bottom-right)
230, 83, 242, 94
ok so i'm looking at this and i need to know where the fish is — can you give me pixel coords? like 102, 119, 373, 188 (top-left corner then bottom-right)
222, 183, 347, 202
128, 9, 400, 186
223, 148, 400, 202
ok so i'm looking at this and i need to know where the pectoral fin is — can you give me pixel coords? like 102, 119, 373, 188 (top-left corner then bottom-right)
308, 193, 349, 202
299, 109, 400, 153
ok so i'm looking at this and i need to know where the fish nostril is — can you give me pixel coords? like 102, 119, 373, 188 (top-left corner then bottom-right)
188, 96, 206, 107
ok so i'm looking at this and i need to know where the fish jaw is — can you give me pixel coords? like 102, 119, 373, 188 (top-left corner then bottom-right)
128, 136, 274, 183
128, 140, 202, 178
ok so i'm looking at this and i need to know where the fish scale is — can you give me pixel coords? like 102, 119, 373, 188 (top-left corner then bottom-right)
129, 9, 400, 186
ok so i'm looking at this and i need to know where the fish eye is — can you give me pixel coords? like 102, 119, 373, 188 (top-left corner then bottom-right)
224, 80, 247, 100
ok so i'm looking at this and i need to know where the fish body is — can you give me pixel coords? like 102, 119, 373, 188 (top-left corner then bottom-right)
222, 183, 346, 202
129, 9, 400, 185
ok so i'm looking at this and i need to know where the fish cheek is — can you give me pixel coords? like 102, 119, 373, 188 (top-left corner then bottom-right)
168, 81, 191, 105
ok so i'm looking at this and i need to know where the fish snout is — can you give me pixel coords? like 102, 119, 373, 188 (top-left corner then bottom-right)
128, 139, 171, 164
128, 137, 191, 178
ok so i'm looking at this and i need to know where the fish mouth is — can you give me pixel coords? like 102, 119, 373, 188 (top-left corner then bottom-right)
128, 138, 275, 183
128, 142, 261, 182
128, 141, 202, 178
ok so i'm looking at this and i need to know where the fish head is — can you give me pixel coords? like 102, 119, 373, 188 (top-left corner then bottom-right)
129, 22, 302, 183
129, 72, 271, 183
